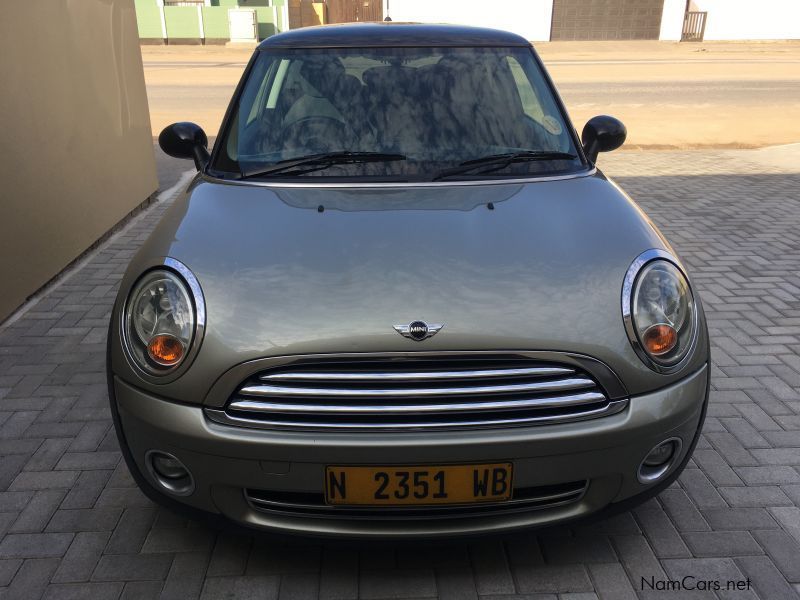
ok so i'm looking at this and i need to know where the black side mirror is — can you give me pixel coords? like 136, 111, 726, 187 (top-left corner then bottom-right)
581, 115, 626, 163
158, 122, 210, 171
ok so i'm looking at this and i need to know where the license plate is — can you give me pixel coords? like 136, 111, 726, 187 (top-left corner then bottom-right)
324, 463, 513, 506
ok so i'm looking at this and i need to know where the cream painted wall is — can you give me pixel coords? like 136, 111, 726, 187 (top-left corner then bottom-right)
0, 0, 158, 322
386, 0, 554, 42
659, 0, 686, 41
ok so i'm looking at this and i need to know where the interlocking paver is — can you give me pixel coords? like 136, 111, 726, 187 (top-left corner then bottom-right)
0, 559, 21, 586
0, 150, 799, 598
736, 555, 797, 599
679, 469, 728, 508
318, 547, 358, 600
8, 471, 79, 491
752, 529, 800, 583
435, 567, 478, 600
768, 507, 800, 545
479, 595, 556, 600
120, 580, 163, 599
359, 569, 437, 599
205, 532, 251, 578
468, 541, 515, 594
4, 558, 60, 600
682, 531, 763, 557
700, 508, 780, 531
8, 490, 65, 534
139, 526, 215, 554
782, 484, 800, 506
661, 557, 755, 600
719, 484, 795, 508
60, 470, 112, 510
632, 506, 691, 558
51, 532, 111, 584
0, 533, 74, 559
42, 581, 124, 600
735, 466, 800, 486
588, 563, 637, 600
277, 572, 320, 600
692, 449, 745, 486
199, 575, 279, 600
160, 551, 210, 600
513, 564, 593, 594
24, 439, 72, 472
45, 507, 122, 534
92, 553, 173, 582
657, 489, 711, 532
539, 535, 618, 564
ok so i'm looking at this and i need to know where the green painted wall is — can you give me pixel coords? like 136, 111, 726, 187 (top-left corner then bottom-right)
164, 6, 201, 38
135, 0, 281, 42
134, 0, 163, 38
201, 7, 230, 38
255, 7, 277, 39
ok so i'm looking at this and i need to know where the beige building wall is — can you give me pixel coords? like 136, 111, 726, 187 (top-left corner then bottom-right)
288, 0, 326, 29
0, 0, 158, 322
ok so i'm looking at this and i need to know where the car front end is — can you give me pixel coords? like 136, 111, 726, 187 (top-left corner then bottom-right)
108, 23, 709, 537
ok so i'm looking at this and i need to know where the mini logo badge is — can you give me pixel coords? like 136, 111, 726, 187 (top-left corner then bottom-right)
393, 321, 443, 341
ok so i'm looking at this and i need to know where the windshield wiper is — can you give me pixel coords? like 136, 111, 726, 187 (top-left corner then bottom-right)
431, 151, 577, 181
240, 152, 407, 178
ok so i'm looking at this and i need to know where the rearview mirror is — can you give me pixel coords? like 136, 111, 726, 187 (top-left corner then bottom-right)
158, 122, 210, 171
581, 116, 626, 163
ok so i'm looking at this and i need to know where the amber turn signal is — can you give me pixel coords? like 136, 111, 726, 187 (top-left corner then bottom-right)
147, 334, 185, 366
642, 324, 678, 356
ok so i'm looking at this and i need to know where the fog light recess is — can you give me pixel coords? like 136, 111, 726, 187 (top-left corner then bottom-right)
145, 450, 194, 496
637, 438, 682, 484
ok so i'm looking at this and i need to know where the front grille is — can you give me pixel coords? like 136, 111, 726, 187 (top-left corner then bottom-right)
206, 356, 627, 431
244, 480, 588, 519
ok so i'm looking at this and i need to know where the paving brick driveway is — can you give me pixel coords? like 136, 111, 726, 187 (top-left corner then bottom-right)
0, 149, 798, 599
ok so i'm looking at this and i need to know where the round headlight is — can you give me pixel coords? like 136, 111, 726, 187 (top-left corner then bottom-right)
623, 251, 697, 372
124, 268, 196, 375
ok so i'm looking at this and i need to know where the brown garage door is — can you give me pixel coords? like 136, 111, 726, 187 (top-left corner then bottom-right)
550, 0, 665, 40
327, 0, 383, 24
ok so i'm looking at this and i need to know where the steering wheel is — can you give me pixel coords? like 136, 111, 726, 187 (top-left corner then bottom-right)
281, 116, 353, 154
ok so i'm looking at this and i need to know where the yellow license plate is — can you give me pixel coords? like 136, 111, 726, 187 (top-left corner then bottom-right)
324, 463, 513, 506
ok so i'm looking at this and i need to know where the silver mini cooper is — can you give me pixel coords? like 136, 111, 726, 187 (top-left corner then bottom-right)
108, 23, 709, 537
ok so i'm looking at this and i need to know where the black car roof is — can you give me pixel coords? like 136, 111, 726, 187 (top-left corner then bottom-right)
258, 22, 531, 49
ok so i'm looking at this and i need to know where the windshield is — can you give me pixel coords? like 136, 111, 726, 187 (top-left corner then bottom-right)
212, 46, 584, 181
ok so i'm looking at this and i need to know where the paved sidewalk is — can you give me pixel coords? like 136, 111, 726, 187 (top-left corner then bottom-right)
0, 148, 799, 599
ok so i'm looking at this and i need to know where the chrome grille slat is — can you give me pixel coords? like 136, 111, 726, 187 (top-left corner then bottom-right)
243, 480, 589, 519
260, 366, 574, 382
229, 391, 607, 415
215, 357, 622, 431
207, 399, 628, 431
246, 487, 583, 511
239, 377, 596, 398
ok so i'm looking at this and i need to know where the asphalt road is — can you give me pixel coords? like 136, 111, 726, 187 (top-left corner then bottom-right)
558, 78, 800, 108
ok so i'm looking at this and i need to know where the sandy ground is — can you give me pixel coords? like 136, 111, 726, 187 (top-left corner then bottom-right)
141, 40, 800, 149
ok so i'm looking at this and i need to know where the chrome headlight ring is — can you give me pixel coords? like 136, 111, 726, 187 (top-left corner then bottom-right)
120, 257, 206, 382
622, 249, 699, 374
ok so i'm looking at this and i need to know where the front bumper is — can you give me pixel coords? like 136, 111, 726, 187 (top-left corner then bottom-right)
112, 364, 708, 538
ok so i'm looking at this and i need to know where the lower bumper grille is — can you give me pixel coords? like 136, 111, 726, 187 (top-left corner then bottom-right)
244, 480, 588, 520
208, 355, 626, 432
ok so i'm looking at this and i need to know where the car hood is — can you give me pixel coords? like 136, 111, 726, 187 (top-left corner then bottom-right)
116, 172, 708, 400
